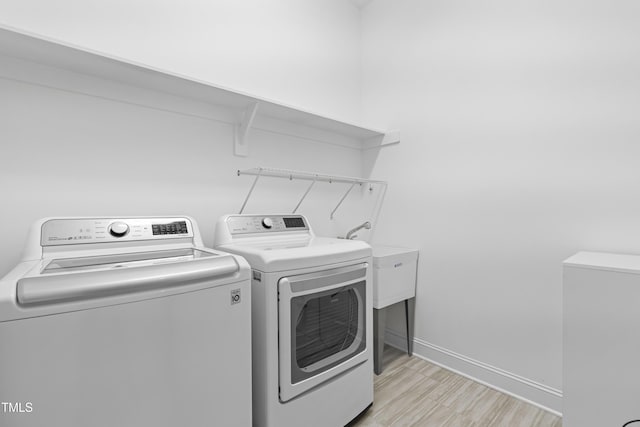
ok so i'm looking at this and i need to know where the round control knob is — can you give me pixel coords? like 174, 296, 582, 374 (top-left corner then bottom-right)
261, 217, 274, 229
108, 222, 130, 237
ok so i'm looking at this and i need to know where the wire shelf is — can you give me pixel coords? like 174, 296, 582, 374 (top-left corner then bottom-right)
236, 167, 387, 220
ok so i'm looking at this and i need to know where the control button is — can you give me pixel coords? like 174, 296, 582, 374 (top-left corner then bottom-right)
108, 222, 130, 237
262, 217, 273, 229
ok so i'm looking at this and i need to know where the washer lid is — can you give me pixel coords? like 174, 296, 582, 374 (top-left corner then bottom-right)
16, 249, 239, 306
217, 236, 371, 272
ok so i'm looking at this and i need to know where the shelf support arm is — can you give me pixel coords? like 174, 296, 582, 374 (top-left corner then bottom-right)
238, 168, 262, 214
363, 130, 401, 150
234, 102, 259, 157
292, 178, 317, 213
330, 182, 358, 220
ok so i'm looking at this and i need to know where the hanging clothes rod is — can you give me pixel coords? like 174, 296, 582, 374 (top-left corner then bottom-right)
237, 167, 386, 185
236, 167, 387, 218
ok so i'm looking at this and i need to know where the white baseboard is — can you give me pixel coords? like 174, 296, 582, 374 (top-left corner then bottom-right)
384, 329, 562, 416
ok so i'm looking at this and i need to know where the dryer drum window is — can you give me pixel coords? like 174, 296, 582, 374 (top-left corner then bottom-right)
290, 281, 366, 384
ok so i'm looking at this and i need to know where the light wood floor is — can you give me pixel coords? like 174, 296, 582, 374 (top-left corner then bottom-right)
352, 346, 562, 427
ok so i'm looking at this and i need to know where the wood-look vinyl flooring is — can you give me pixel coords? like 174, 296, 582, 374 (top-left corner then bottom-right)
352, 346, 562, 427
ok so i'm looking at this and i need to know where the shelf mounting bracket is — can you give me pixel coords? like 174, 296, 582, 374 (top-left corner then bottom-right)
234, 102, 259, 157
292, 178, 317, 213
330, 182, 358, 220
238, 168, 262, 213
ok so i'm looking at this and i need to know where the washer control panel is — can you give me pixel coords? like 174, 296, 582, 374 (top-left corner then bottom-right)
226, 215, 308, 235
41, 217, 193, 246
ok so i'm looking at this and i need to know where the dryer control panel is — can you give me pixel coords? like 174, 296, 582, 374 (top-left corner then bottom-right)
226, 215, 308, 235
40, 217, 194, 246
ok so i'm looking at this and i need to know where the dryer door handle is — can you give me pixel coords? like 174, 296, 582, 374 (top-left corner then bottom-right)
280, 262, 368, 296
16, 256, 239, 306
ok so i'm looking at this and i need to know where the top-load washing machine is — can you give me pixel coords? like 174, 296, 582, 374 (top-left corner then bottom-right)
214, 214, 373, 427
0, 216, 252, 427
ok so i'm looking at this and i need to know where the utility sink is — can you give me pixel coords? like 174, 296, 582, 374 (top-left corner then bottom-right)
371, 245, 419, 375
372, 245, 419, 309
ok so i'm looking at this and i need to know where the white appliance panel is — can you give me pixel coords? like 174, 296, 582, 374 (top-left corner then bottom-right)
0, 282, 251, 427
564, 251, 640, 427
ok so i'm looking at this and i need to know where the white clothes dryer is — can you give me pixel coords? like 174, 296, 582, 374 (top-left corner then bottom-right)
214, 214, 373, 427
0, 216, 252, 427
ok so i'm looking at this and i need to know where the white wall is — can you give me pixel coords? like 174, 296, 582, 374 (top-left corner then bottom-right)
0, 0, 362, 123
0, 0, 372, 277
362, 0, 640, 412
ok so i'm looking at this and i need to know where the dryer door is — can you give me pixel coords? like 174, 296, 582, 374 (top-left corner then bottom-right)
278, 263, 368, 402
